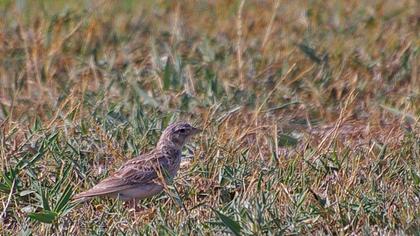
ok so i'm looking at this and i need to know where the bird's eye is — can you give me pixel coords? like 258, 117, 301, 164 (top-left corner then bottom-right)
178, 129, 186, 133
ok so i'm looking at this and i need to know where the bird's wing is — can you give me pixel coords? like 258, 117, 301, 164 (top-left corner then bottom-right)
72, 175, 136, 199
114, 151, 172, 184
73, 151, 171, 199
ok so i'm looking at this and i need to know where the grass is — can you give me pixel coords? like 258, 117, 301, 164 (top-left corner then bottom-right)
0, 0, 419, 234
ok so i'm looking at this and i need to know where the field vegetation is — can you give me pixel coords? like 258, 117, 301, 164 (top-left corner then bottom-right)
0, 0, 419, 234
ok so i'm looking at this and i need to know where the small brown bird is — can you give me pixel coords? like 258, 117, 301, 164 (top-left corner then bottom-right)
73, 121, 201, 208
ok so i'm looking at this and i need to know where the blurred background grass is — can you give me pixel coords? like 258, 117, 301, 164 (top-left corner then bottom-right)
0, 0, 419, 234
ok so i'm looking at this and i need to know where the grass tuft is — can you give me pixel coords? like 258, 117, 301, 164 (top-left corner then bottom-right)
0, 0, 419, 234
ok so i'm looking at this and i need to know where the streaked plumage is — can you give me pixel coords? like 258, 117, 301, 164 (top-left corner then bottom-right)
73, 121, 200, 203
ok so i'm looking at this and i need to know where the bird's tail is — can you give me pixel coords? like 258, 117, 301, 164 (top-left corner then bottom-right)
72, 191, 96, 203
72, 176, 134, 202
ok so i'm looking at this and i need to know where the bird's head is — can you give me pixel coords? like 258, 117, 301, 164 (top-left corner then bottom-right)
157, 121, 201, 149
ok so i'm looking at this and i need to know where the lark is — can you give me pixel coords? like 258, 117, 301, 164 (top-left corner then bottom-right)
73, 121, 201, 208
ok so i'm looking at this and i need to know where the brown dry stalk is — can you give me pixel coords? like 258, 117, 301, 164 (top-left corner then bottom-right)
236, 0, 246, 90
94, 122, 125, 161
261, 0, 281, 52
0, 178, 15, 221
315, 86, 358, 158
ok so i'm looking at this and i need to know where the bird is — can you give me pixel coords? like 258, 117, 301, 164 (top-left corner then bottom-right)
73, 121, 201, 209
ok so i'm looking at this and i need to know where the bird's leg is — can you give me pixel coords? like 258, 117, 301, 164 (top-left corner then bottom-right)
125, 198, 143, 212
124, 199, 136, 209
132, 198, 139, 211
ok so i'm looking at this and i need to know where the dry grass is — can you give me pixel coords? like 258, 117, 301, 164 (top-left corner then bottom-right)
0, 0, 419, 235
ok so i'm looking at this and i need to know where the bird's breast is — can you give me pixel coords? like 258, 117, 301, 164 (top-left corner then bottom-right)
168, 153, 182, 177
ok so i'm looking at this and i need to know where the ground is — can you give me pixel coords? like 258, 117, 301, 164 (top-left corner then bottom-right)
0, 0, 419, 235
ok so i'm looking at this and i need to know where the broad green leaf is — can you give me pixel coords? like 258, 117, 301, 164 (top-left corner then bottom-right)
19, 190, 35, 197
28, 210, 57, 224
211, 208, 242, 236
278, 134, 298, 147
411, 169, 420, 185
54, 184, 73, 213
41, 189, 51, 211
0, 183, 10, 193
163, 59, 173, 90
298, 43, 321, 64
